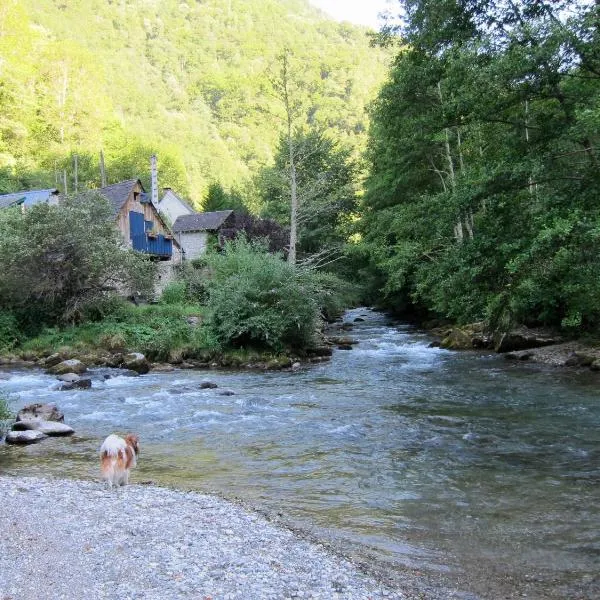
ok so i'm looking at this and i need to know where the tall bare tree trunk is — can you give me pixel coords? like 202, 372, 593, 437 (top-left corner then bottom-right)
278, 49, 299, 265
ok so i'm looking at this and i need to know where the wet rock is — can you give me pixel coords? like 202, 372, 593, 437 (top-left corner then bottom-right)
104, 353, 124, 368
337, 344, 353, 351
57, 373, 82, 383
494, 326, 562, 353
199, 380, 218, 389
565, 352, 595, 368
60, 378, 92, 391
218, 389, 236, 396
440, 323, 489, 350
152, 363, 176, 372
353, 317, 365, 322
122, 352, 150, 375
327, 336, 358, 346
48, 359, 87, 376
291, 362, 302, 371
505, 351, 534, 361
17, 403, 64, 423
265, 357, 292, 370
42, 352, 68, 368
12, 419, 74, 436
590, 359, 600, 372
5, 430, 47, 444
340, 322, 354, 331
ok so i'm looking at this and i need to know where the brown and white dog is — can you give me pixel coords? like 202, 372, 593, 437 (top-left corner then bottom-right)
100, 433, 139, 487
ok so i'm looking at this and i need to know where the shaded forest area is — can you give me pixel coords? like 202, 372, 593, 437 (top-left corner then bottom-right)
360, 0, 600, 336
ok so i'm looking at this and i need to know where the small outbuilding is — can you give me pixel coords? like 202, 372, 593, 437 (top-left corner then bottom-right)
172, 210, 235, 260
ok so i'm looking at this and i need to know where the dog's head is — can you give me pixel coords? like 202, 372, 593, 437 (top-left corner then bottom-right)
124, 433, 140, 455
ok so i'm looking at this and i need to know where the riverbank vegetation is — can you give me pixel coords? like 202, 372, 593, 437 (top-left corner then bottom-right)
359, 1, 600, 337
1, 0, 599, 358
0, 199, 353, 363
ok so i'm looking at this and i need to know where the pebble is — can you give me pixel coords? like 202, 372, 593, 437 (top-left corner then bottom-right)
0, 476, 404, 599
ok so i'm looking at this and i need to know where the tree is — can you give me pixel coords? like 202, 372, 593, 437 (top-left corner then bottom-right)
258, 128, 358, 265
360, 0, 600, 332
0, 192, 155, 331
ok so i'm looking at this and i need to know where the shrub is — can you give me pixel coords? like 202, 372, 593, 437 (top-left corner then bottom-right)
0, 311, 21, 352
204, 238, 320, 351
160, 281, 187, 305
0, 394, 13, 436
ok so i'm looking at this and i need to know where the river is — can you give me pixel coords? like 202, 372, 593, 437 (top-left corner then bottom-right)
1, 308, 599, 599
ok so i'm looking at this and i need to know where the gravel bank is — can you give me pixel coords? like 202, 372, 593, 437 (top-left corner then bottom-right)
0, 476, 404, 600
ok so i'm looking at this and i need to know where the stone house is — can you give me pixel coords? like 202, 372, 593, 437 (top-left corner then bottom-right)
172, 210, 235, 260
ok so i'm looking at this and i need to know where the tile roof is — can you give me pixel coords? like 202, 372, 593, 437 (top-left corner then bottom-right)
97, 179, 141, 217
172, 210, 234, 233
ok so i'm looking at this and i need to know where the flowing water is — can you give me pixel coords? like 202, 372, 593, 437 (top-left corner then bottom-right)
1, 309, 599, 599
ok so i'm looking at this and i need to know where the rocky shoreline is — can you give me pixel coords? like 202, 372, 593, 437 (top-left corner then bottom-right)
431, 323, 600, 373
0, 475, 415, 600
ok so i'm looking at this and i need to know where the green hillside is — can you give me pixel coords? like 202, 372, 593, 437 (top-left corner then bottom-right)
0, 0, 389, 205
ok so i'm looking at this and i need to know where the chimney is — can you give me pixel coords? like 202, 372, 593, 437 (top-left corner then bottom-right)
150, 154, 158, 207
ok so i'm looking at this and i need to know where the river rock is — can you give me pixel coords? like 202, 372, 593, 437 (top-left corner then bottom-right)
5, 429, 48, 444
42, 352, 68, 368
48, 359, 87, 376
328, 336, 358, 346
265, 357, 292, 370
57, 372, 82, 383
199, 380, 218, 389
60, 378, 92, 391
494, 326, 562, 353
12, 419, 74, 436
17, 403, 64, 423
439, 323, 489, 350
122, 352, 150, 375
218, 389, 236, 396
564, 352, 595, 368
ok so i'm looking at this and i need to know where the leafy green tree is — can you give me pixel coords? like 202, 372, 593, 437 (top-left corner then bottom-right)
361, 0, 600, 333
202, 237, 320, 351
202, 182, 247, 212
258, 128, 358, 265
0, 192, 155, 332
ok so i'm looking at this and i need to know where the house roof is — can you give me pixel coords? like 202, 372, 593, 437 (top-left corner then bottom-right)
0, 189, 59, 209
172, 210, 234, 233
97, 179, 142, 217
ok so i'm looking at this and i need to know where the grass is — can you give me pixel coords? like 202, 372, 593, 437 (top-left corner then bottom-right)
19, 303, 214, 362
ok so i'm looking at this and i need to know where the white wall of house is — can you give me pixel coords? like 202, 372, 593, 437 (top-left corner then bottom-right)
157, 190, 195, 227
177, 231, 209, 260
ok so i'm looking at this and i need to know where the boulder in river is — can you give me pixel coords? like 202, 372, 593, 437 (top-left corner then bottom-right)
57, 372, 82, 383
5, 429, 48, 444
17, 403, 64, 423
60, 378, 92, 391
121, 352, 150, 375
199, 380, 218, 389
12, 419, 74, 436
493, 326, 562, 353
48, 359, 87, 376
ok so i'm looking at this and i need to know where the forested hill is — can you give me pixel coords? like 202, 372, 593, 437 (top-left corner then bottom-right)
0, 0, 389, 203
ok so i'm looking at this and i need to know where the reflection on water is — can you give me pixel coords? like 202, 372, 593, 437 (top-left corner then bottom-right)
1, 308, 599, 599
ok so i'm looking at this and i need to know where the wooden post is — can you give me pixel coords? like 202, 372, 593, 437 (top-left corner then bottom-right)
100, 150, 107, 187
73, 153, 78, 193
